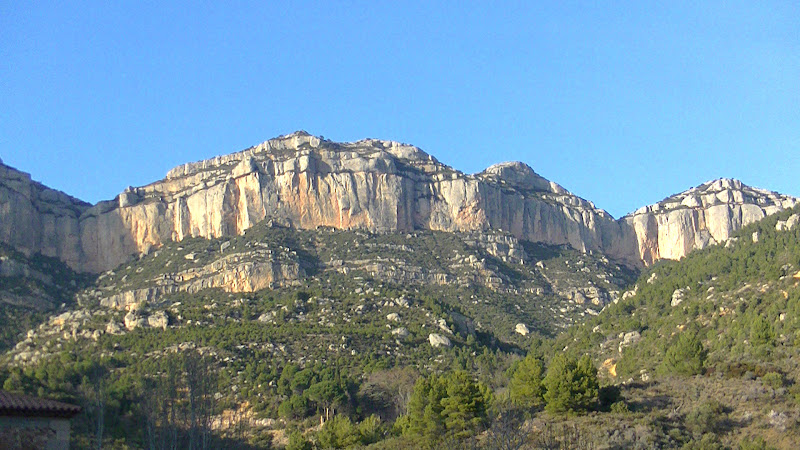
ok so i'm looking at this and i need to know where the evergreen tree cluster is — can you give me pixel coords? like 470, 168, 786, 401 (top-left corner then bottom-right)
509, 352, 600, 414
396, 370, 492, 446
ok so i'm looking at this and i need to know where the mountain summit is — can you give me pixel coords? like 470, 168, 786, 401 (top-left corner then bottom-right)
1, 132, 797, 272
624, 177, 799, 265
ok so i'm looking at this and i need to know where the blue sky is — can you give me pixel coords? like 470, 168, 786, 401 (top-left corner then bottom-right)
2, 1, 798, 218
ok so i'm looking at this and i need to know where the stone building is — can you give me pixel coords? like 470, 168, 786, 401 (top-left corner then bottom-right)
0, 391, 81, 449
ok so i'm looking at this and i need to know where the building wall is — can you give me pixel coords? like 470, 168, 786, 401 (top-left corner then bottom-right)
0, 416, 71, 450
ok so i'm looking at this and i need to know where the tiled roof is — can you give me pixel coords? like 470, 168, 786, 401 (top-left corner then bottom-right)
0, 391, 81, 418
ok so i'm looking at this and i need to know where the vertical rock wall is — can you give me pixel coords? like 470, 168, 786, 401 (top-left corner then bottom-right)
2, 133, 797, 273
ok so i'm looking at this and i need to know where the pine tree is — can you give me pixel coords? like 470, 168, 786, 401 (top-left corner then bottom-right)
441, 370, 491, 440
661, 332, 707, 376
400, 371, 491, 445
542, 354, 599, 414
509, 354, 545, 407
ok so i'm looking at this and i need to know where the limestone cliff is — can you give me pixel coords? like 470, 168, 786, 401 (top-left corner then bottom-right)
2, 132, 637, 272
2, 132, 797, 272
0, 163, 90, 268
623, 178, 799, 265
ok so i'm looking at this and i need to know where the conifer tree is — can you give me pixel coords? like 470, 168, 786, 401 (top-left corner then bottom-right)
509, 354, 545, 407
543, 354, 599, 414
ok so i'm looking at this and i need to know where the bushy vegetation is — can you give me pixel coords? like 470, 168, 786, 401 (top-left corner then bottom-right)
3, 206, 800, 447
396, 370, 492, 446
660, 331, 707, 376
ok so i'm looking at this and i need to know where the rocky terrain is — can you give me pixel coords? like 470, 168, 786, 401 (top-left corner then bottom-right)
3, 221, 637, 366
2, 135, 800, 448
624, 178, 799, 265
5, 132, 795, 276
0, 163, 90, 268
546, 206, 800, 448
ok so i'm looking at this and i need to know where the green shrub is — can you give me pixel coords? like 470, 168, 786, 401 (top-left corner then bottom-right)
286, 430, 312, 450
682, 433, 724, 450
609, 401, 629, 414
738, 436, 777, 450
749, 316, 775, 347
399, 370, 491, 445
357, 414, 384, 445
315, 415, 360, 449
760, 372, 783, 389
598, 385, 621, 411
685, 401, 726, 436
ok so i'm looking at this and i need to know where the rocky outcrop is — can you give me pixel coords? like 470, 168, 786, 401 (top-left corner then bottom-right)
776, 214, 799, 232
1, 132, 639, 272
99, 248, 303, 310
623, 178, 799, 265
0, 163, 89, 268
2, 133, 797, 272
428, 333, 451, 348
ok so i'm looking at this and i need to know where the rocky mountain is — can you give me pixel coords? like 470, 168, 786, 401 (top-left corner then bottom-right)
2, 136, 799, 448
624, 178, 799, 265
2, 132, 797, 275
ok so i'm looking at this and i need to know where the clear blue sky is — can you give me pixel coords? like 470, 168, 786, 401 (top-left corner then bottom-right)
2, 1, 798, 218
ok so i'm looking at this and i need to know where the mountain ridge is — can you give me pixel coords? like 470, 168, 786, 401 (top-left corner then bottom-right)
2, 131, 797, 273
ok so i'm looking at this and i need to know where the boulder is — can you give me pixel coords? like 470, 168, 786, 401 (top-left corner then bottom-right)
450, 312, 475, 337
786, 214, 799, 231
618, 331, 641, 352
428, 333, 451, 348
671, 287, 690, 307
515, 323, 530, 336
147, 311, 169, 329
769, 410, 788, 431
391, 327, 410, 338
106, 321, 123, 334
386, 313, 400, 322
118, 189, 139, 208
123, 312, 145, 330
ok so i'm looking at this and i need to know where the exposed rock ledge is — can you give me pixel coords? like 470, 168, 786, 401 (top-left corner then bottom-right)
99, 249, 303, 310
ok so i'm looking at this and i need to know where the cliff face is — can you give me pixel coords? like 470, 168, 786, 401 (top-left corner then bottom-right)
623, 178, 799, 265
0, 163, 90, 268
3, 132, 635, 272
1, 132, 797, 272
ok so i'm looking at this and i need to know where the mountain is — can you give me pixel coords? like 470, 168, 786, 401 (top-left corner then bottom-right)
624, 178, 799, 265
2, 132, 797, 275
1, 132, 633, 272
2, 135, 799, 448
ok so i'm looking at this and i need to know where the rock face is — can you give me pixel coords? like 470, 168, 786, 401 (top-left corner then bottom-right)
0, 132, 637, 271
623, 178, 799, 265
2, 133, 798, 272
0, 163, 90, 268
98, 248, 303, 310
